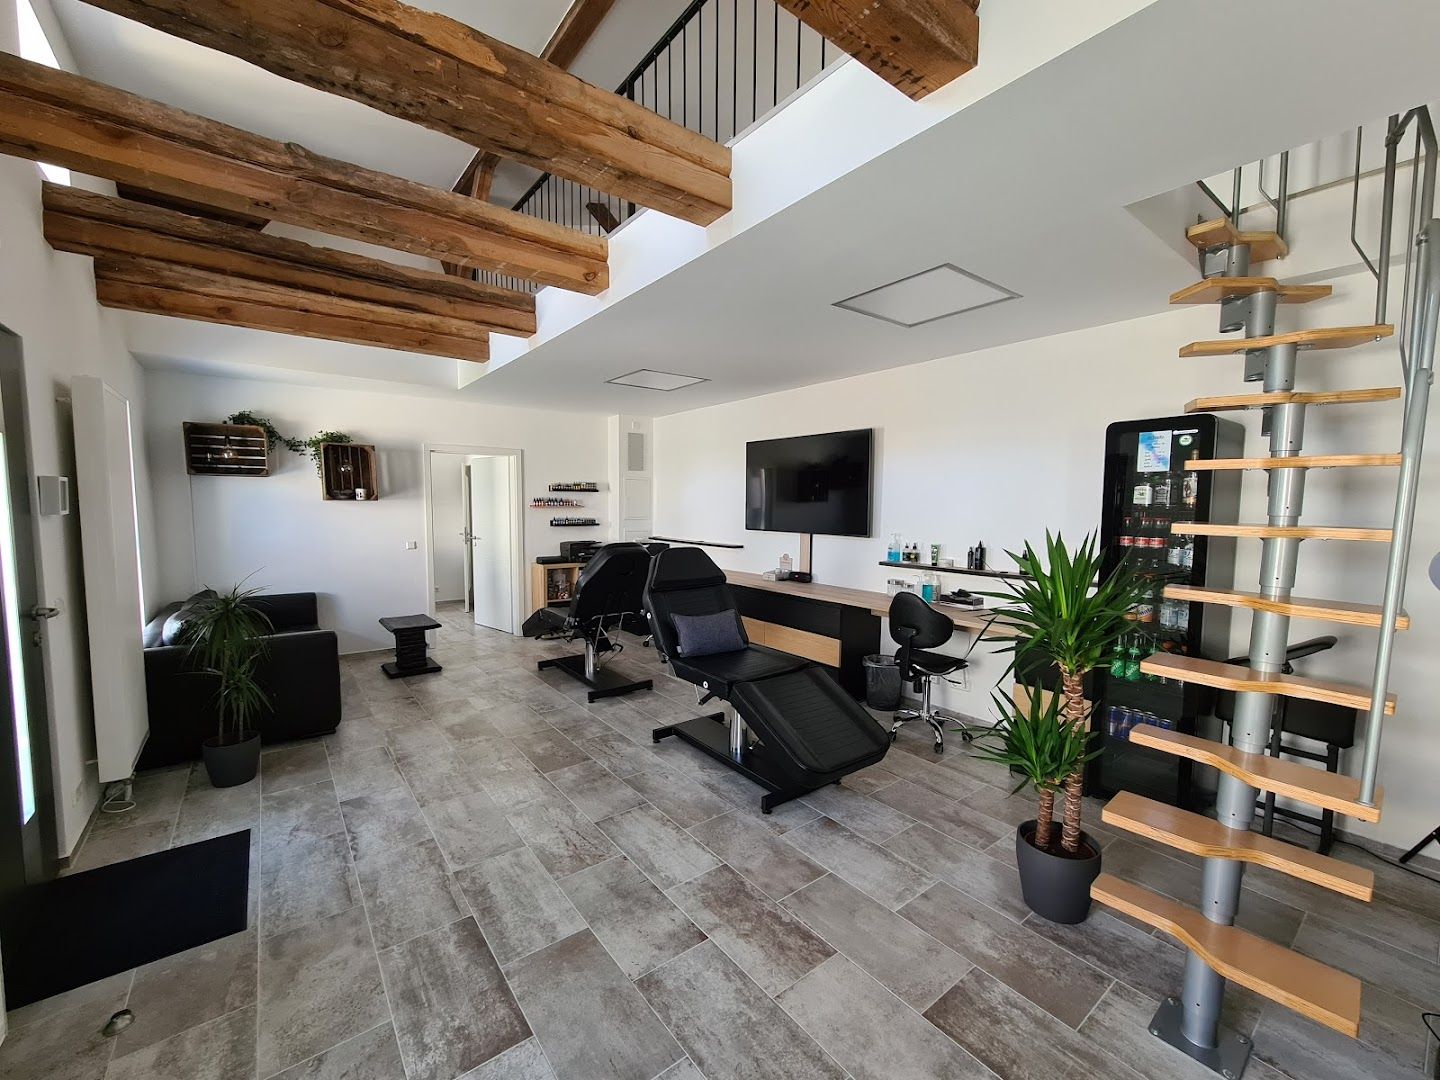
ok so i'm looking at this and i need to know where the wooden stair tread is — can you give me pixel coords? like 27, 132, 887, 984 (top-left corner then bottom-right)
1164, 584, 1410, 630
1172, 522, 1393, 543
1180, 325, 1393, 357
1170, 278, 1332, 305
1186, 387, 1402, 412
1186, 219, 1288, 264
1092, 873, 1362, 1035
1101, 792, 1374, 900
1139, 653, 1396, 716
1185, 454, 1402, 471
1127, 727, 1382, 822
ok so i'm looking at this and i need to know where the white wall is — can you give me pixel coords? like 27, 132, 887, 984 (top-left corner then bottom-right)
0, 0, 162, 859
429, 452, 466, 603
654, 267, 1437, 853
143, 371, 611, 652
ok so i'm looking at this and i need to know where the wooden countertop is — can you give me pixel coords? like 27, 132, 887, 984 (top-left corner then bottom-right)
725, 570, 1023, 638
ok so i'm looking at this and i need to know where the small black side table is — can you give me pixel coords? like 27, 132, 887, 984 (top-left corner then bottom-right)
379, 614, 443, 679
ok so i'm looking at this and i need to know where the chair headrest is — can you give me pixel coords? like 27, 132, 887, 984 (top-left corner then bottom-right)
647, 547, 727, 592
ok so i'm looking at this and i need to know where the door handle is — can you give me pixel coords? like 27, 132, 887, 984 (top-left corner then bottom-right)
27, 605, 60, 620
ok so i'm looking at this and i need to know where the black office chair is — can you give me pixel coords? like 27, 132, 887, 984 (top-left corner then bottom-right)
531, 542, 654, 702
1213, 635, 1355, 854
888, 591, 971, 753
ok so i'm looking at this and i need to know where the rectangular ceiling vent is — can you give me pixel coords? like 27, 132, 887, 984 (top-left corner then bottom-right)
835, 264, 1019, 328
607, 369, 709, 391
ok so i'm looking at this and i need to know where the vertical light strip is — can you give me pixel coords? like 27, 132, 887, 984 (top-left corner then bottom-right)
0, 433, 37, 823
123, 399, 146, 625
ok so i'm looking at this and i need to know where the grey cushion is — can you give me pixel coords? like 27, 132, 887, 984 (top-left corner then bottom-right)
143, 602, 183, 649
160, 589, 217, 647
671, 609, 746, 658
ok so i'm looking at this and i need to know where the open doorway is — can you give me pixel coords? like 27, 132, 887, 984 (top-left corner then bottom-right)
423, 445, 523, 634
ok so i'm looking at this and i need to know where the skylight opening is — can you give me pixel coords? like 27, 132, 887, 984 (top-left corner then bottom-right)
15, 0, 71, 185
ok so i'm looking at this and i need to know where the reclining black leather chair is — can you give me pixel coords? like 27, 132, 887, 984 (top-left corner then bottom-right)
644, 547, 889, 813
529, 542, 654, 702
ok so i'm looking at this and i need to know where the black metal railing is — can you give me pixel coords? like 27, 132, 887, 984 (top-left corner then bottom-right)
477, 0, 836, 292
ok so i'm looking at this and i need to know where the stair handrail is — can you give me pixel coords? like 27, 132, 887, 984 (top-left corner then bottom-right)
1194, 152, 1292, 246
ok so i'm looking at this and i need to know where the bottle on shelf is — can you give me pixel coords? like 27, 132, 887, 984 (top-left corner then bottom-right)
1182, 450, 1199, 508
1153, 474, 1172, 508
779, 552, 793, 577
1132, 475, 1154, 506
887, 533, 902, 563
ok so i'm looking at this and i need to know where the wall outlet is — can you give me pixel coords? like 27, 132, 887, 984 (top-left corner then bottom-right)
954, 666, 970, 692
404, 541, 417, 550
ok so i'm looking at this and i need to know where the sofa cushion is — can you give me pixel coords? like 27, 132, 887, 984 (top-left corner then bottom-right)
671, 609, 746, 658
143, 602, 183, 649
160, 590, 217, 647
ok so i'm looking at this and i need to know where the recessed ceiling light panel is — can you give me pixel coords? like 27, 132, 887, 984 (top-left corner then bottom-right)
835, 264, 1020, 328
606, 369, 709, 391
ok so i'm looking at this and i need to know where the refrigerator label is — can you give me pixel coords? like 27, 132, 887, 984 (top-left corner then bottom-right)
1137, 430, 1173, 473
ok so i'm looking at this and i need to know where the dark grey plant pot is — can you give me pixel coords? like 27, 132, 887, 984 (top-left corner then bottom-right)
1014, 820, 1102, 924
202, 732, 261, 788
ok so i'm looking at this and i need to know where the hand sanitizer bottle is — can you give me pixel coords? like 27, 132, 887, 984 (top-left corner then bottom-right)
887, 533, 902, 563
779, 552, 793, 578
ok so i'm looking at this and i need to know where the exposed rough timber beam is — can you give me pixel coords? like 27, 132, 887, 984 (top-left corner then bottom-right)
0, 53, 608, 293
76, 0, 731, 224
777, 0, 979, 100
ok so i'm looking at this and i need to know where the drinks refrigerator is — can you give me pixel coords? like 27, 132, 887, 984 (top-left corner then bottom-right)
1086, 414, 1243, 809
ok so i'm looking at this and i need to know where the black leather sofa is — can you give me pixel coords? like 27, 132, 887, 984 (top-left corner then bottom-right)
139, 591, 342, 769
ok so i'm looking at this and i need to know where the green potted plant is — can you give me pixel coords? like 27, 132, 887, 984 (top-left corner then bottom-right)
972, 689, 1099, 922
981, 531, 1148, 921
181, 583, 273, 787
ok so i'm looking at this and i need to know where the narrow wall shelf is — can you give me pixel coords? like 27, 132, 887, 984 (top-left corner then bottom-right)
878, 561, 1031, 581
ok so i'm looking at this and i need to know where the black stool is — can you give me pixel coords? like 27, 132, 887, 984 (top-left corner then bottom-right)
379, 614, 443, 678
888, 591, 971, 753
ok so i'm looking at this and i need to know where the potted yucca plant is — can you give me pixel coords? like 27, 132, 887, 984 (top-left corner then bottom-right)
972, 689, 1099, 922
182, 583, 272, 787
980, 531, 1148, 921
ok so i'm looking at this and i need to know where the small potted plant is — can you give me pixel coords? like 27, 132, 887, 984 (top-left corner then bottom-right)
182, 583, 272, 788
973, 689, 1100, 922
980, 531, 1148, 922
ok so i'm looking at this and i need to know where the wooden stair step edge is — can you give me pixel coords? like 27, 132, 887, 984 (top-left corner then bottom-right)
1092, 873, 1362, 1036
1185, 387, 1403, 413
1126, 726, 1383, 822
1101, 791, 1375, 900
1185, 454, 1403, 471
1163, 584, 1410, 630
1171, 522, 1393, 543
1180, 325, 1395, 358
1169, 278, 1332, 305
1139, 653, 1396, 716
1186, 219, 1288, 264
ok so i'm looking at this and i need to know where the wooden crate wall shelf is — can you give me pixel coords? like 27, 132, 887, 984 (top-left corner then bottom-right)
320, 442, 378, 500
183, 421, 269, 476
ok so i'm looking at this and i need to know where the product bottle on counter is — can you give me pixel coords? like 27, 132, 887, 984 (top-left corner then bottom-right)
887, 533, 902, 563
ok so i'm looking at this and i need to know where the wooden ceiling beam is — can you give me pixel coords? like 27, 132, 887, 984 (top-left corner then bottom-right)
77, 0, 730, 224
544, 0, 617, 71
43, 184, 536, 334
0, 54, 608, 293
777, 0, 979, 100
115, 183, 269, 229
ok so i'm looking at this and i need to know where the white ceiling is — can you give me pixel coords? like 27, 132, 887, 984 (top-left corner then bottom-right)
46, 0, 1440, 415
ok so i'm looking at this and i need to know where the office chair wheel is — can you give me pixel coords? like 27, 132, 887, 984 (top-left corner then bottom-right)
933, 740, 944, 754
961, 730, 974, 743
888, 729, 898, 744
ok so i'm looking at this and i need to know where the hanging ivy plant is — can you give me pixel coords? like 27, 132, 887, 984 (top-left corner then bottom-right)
224, 411, 304, 454
304, 431, 352, 474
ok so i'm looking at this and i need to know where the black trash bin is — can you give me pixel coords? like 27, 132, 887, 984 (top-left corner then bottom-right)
863, 654, 902, 711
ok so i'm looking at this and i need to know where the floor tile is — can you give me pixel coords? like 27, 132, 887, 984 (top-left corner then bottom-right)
1025, 906, 1189, 1003
506, 931, 683, 1080
261, 831, 363, 938
837, 761, 901, 797
171, 781, 260, 847
782, 873, 969, 1009
783, 817, 934, 909
322, 716, 390, 757
799, 783, 913, 843
263, 744, 332, 795
395, 750, 488, 807
1251, 987, 1426, 1080
620, 768, 733, 827
926, 968, 1146, 1080
3, 971, 129, 1033
0, 979, 125, 1080
779, 954, 993, 1079
269, 1022, 406, 1080
485, 703, 555, 738
455, 847, 586, 966
383, 721, 454, 762
459, 1037, 556, 1080
883, 822, 1031, 922
380, 916, 530, 1080
68, 820, 173, 873
505, 797, 617, 877
1292, 913, 1440, 1009
875, 748, 981, 801
262, 781, 344, 851
339, 788, 432, 861
423, 789, 526, 871
669, 864, 833, 996
105, 1004, 255, 1080
438, 710, 505, 748
637, 940, 845, 1080
575, 730, 656, 778
560, 856, 706, 978
512, 729, 591, 773
257, 904, 389, 1077
872, 779, 1012, 850
546, 760, 645, 821
900, 880, 1111, 1026
115, 930, 255, 1057
327, 746, 406, 802
470, 751, 561, 808
87, 768, 187, 839
1079, 982, 1265, 1080
353, 837, 468, 948
595, 804, 719, 889
687, 812, 825, 901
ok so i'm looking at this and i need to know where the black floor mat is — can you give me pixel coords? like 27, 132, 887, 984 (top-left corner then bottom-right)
0, 829, 250, 1009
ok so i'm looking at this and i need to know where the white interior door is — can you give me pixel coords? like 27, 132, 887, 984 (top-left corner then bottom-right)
468, 455, 514, 633
460, 462, 474, 613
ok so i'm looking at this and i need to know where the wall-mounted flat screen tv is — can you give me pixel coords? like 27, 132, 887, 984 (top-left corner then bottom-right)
745, 429, 873, 537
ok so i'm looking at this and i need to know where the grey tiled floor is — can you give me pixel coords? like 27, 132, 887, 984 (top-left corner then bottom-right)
5, 608, 1438, 1080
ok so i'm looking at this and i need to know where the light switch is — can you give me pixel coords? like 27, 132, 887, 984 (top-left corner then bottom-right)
405, 541, 417, 550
